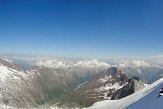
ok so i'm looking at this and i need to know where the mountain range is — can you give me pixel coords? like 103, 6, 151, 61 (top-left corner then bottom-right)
0, 56, 163, 108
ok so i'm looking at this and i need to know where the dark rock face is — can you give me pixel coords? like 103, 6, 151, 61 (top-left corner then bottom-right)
111, 76, 146, 100
111, 78, 135, 100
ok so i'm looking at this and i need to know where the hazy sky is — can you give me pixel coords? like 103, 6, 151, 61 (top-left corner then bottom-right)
0, 0, 163, 59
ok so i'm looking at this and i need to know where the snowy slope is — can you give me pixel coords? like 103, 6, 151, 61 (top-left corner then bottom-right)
88, 78, 163, 109
0, 57, 38, 108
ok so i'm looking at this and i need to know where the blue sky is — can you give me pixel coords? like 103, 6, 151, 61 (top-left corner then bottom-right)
0, 0, 163, 59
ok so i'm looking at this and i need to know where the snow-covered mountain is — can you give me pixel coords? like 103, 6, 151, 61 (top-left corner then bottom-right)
34, 58, 110, 68
88, 77, 163, 109
112, 60, 163, 84
59, 67, 146, 108
117, 60, 155, 67
0, 57, 36, 108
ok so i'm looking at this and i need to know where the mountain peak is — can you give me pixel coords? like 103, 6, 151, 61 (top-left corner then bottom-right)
132, 60, 150, 67
106, 67, 118, 76
74, 59, 110, 68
